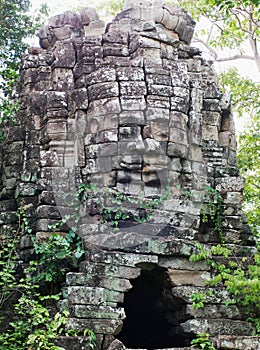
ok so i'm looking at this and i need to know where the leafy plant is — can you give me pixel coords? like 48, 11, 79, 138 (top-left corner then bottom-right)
0, 0, 48, 140
191, 292, 206, 309
32, 233, 77, 284
0, 203, 81, 349
84, 329, 97, 350
199, 186, 224, 242
0, 293, 67, 350
191, 333, 216, 350
190, 243, 260, 332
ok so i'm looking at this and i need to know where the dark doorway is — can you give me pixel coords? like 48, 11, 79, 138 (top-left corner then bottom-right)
117, 265, 190, 349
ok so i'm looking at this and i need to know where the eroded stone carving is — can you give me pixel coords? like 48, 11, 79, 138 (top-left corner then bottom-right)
0, 1, 258, 349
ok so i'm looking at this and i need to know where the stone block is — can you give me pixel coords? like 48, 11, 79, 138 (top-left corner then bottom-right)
158, 256, 209, 270
112, 154, 143, 170
119, 81, 147, 95
120, 96, 146, 111
87, 114, 118, 133
202, 124, 219, 141
144, 122, 169, 141
167, 142, 188, 158
147, 97, 170, 115
87, 98, 121, 117
116, 67, 144, 81
104, 289, 124, 303
66, 318, 123, 335
67, 286, 104, 305
221, 114, 235, 132
167, 269, 210, 286
216, 177, 244, 193
170, 111, 188, 131
119, 111, 145, 125
203, 98, 221, 112
172, 286, 231, 304
116, 180, 144, 195
219, 131, 237, 150
84, 20, 105, 36
143, 48, 162, 65
170, 96, 189, 113
86, 67, 116, 85
80, 261, 141, 280
46, 120, 67, 139
169, 128, 188, 145
103, 31, 128, 45
215, 336, 260, 350
74, 64, 95, 83
146, 73, 171, 86
103, 43, 129, 57
117, 170, 142, 183
82, 157, 113, 174
88, 82, 119, 101
53, 41, 75, 68
181, 319, 254, 336
148, 84, 173, 97
46, 91, 67, 110
86, 250, 158, 267
66, 273, 132, 292
85, 143, 118, 158
71, 305, 126, 320
36, 205, 63, 219
80, 7, 99, 25
224, 192, 243, 205
94, 129, 118, 143
186, 304, 244, 320
146, 107, 170, 121
68, 88, 88, 111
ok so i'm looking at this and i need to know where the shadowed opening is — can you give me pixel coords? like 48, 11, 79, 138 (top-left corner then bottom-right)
117, 265, 192, 349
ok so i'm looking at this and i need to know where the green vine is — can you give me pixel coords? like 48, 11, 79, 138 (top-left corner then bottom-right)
0, 203, 82, 349
190, 242, 260, 333
200, 186, 224, 242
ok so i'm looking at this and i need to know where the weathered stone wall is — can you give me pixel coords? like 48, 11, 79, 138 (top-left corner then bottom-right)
0, 0, 259, 349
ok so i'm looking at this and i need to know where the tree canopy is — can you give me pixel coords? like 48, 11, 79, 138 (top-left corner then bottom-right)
0, 0, 48, 139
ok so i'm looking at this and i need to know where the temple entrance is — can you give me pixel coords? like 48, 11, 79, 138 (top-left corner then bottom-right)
117, 265, 191, 349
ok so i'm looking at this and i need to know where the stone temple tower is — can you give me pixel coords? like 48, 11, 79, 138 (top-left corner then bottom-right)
0, 0, 259, 349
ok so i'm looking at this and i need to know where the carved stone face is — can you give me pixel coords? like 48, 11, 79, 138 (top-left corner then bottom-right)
4, 1, 237, 249
32, 3, 238, 249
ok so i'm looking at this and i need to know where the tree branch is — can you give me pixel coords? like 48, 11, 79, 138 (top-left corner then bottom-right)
217, 54, 256, 62
193, 38, 255, 62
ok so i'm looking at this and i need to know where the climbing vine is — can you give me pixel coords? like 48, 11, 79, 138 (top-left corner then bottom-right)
0, 203, 78, 349
190, 242, 260, 333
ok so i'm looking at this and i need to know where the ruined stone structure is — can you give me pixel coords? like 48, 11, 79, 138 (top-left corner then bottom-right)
0, 0, 259, 349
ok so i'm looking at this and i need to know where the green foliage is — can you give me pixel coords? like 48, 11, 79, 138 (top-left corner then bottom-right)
0, 202, 33, 309
191, 292, 206, 309
201, 186, 223, 240
191, 333, 216, 350
177, 0, 259, 52
84, 329, 97, 350
32, 233, 78, 283
190, 243, 260, 332
0, 0, 48, 139
0, 203, 82, 349
0, 294, 67, 350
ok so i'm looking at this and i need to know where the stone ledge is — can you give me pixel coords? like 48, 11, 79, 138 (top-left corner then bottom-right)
214, 335, 260, 350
